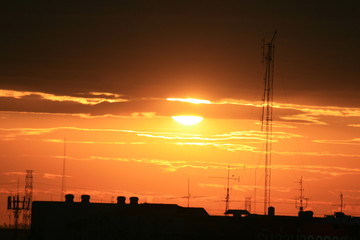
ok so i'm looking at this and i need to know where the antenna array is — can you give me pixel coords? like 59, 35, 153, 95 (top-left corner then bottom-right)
261, 31, 277, 214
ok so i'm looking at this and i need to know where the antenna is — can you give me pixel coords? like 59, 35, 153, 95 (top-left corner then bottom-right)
15, 177, 20, 229
295, 176, 308, 212
187, 178, 190, 207
339, 193, 344, 213
245, 196, 252, 212
209, 165, 239, 214
332, 192, 346, 213
7, 171, 32, 230
61, 137, 66, 200
261, 30, 277, 214
23, 170, 33, 228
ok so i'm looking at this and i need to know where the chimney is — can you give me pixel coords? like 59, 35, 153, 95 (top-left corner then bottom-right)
117, 196, 126, 204
65, 194, 74, 203
81, 195, 90, 203
129, 197, 139, 205
268, 206, 275, 216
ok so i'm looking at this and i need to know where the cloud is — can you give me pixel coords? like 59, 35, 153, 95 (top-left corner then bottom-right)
254, 122, 297, 129
87, 92, 123, 98
214, 131, 301, 140
0, 110, 93, 118
130, 112, 156, 118
0, 89, 128, 105
313, 138, 360, 145
88, 156, 211, 172
272, 164, 360, 177
0, 127, 55, 138
0, 126, 137, 138
198, 183, 224, 189
44, 139, 146, 145
135, 130, 301, 143
43, 173, 65, 179
1, 91, 359, 125
175, 142, 257, 152
215, 98, 360, 118
167, 97, 360, 125
198, 183, 290, 193
2, 171, 26, 176
1, 125, 356, 158
167, 97, 211, 104
55, 154, 360, 177
53, 155, 244, 173
272, 150, 360, 158
280, 114, 327, 125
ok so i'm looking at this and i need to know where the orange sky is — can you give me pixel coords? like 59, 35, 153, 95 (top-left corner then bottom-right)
1, 94, 359, 224
1, 1, 360, 225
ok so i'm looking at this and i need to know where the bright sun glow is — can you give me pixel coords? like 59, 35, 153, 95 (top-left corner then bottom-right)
167, 98, 211, 104
172, 116, 204, 126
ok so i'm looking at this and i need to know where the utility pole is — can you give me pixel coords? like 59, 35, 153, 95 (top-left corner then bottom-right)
261, 31, 277, 214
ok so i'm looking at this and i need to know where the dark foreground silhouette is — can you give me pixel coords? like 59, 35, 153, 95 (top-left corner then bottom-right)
29, 194, 360, 240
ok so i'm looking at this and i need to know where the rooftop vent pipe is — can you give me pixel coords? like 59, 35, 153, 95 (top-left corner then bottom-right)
81, 195, 90, 203
129, 197, 139, 205
268, 206, 275, 216
117, 196, 126, 204
65, 194, 74, 203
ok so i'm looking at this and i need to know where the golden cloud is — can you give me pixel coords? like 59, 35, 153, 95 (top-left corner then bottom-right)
0, 89, 128, 105
166, 97, 360, 125
167, 98, 211, 104
313, 138, 360, 145
54, 155, 244, 172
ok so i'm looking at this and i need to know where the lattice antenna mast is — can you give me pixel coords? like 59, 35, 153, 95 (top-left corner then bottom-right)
23, 170, 33, 228
340, 193, 344, 213
15, 178, 20, 228
187, 178, 190, 207
225, 166, 231, 213
261, 31, 277, 214
61, 138, 66, 200
295, 176, 308, 212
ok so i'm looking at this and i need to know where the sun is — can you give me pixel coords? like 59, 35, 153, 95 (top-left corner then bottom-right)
172, 116, 204, 126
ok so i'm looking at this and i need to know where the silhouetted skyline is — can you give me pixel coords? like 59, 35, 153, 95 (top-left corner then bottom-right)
1, 1, 359, 224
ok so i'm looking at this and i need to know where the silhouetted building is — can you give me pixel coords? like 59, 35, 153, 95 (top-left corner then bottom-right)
30, 194, 360, 240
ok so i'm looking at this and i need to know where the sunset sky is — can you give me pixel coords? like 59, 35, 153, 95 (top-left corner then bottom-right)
1, 1, 359, 224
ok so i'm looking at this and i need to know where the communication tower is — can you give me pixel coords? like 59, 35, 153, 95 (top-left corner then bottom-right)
61, 138, 66, 200
295, 176, 308, 212
261, 31, 277, 214
7, 170, 33, 229
23, 170, 33, 228
340, 193, 344, 212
